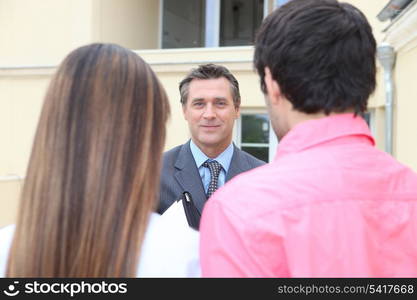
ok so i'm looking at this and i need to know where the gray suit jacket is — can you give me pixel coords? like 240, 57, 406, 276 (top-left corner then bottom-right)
157, 140, 266, 215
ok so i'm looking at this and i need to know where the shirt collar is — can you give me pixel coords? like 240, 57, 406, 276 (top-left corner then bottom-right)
190, 140, 234, 172
275, 113, 375, 160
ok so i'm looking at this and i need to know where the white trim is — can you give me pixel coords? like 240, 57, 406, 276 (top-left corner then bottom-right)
137, 58, 252, 65
0, 46, 255, 76
234, 116, 242, 148
158, 0, 163, 49
0, 65, 56, 70
241, 143, 269, 147
205, 0, 220, 47
136, 45, 253, 54
263, 0, 270, 18
383, 1, 417, 52
0, 175, 23, 182
268, 123, 278, 161
0, 66, 55, 77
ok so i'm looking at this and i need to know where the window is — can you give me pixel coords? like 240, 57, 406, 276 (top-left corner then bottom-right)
235, 111, 278, 162
162, 0, 206, 48
220, 0, 264, 46
161, 0, 266, 48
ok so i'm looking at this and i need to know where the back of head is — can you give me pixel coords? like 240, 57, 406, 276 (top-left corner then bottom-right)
254, 0, 376, 115
7, 43, 170, 277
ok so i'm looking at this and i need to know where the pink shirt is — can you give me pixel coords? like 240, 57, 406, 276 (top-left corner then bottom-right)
200, 114, 417, 277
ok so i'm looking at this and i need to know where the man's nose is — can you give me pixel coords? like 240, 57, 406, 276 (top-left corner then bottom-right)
203, 104, 216, 119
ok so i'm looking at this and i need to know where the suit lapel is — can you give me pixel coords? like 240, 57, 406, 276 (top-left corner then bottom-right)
226, 144, 249, 181
174, 141, 207, 213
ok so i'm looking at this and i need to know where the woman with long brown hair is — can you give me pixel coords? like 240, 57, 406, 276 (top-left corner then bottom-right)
0, 43, 199, 277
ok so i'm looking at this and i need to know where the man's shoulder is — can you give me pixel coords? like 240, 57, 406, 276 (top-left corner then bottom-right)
163, 143, 189, 164
164, 144, 185, 157
234, 147, 266, 168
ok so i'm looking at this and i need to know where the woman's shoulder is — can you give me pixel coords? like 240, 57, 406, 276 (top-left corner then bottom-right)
0, 224, 15, 251
0, 224, 15, 277
147, 212, 199, 241
136, 213, 200, 277
0, 224, 15, 238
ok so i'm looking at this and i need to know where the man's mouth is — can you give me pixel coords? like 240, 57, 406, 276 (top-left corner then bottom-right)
200, 124, 221, 130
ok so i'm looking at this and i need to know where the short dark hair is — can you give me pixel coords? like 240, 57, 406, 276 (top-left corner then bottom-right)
179, 63, 241, 107
254, 0, 376, 115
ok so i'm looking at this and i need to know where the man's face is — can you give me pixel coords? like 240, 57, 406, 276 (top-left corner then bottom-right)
183, 77, 240, 155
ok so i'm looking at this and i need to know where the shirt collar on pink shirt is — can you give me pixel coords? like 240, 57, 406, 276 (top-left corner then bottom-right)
275, 113, 375, 159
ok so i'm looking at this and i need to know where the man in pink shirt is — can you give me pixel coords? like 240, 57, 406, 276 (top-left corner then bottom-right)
200, 0, 417, 277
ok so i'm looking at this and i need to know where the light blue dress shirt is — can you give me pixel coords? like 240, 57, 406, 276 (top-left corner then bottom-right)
189, 140, 234, 194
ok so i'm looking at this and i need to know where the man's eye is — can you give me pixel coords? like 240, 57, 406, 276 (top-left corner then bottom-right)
217, 102, 226, 106
193, 102, 204, 107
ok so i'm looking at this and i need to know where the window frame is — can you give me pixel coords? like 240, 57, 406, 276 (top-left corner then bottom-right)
234, 108, 278, 163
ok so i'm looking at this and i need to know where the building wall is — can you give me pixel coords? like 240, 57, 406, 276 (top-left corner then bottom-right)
380, 1, 417, 171
0, 0, 94, 66
393, 40, 417, 171
0, 69, 52, 227
92, 0, 160, 50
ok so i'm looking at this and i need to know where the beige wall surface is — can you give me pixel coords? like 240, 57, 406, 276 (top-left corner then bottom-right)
0, 0, 94, 66
92, 0, 159, 50
379, 0, 417, 172
0, 0, 160, 67
0, 71, 50, 226
394, 48, 417, 171
0, 75, 49, 176
156, 72, 191, 150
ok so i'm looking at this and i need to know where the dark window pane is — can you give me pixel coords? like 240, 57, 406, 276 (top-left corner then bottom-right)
220, 0, 264, 46
242, 114, 269, 143
162, 0, 205, 48
242, 146, 268, 162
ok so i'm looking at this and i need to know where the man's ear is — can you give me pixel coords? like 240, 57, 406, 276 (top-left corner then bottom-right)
235, 105, 240, 119
264, 67, 281, 106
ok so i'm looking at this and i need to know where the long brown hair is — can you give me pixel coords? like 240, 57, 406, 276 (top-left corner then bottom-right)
6, 43, 170, 277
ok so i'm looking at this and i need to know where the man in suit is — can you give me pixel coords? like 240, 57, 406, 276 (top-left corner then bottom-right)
158, 64, 265, 218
